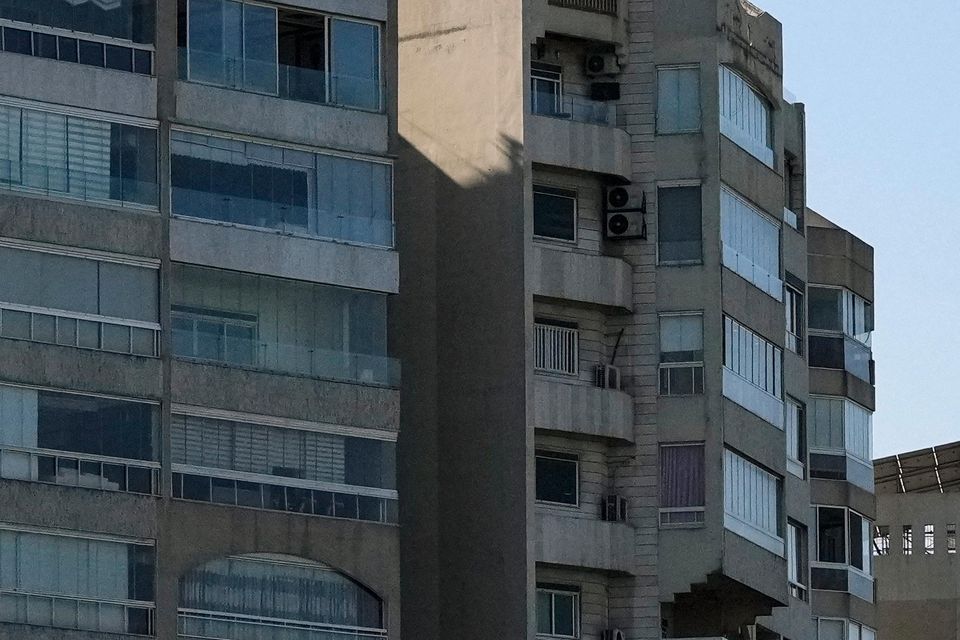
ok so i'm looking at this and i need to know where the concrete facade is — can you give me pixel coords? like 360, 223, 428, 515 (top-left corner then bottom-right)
398, 1, 876, 640
0, 1, 401, 639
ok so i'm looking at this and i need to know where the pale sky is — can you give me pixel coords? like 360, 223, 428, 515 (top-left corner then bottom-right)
756, 1, 960, 457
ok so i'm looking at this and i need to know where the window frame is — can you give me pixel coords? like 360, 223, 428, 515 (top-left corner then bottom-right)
656, 180, 703, 266
531, 61, 563, 117
659, 442, 706, 527
532, 183, 578, 244
658, 312, 704, 396
723, 448, 784, 555
814, 505, 874, 578
535, 449, 580, 508
718, 64, 774, 167
785, 282, 804, 355
787, 519, 808, 600
536, 583, 580, 639
720, 184, 783, 300
785, 396, 805, 478
656, 64, 701, 134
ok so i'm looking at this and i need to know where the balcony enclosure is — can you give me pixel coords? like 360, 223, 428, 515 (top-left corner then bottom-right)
171, 264, 396, 386
809, 396, 874, 491
0, 102, 158, 209
171, 129, 393, 247
0, 0, 154, 74
0, 384, 159, 495
178, 0, 382, 111
808, 286, 874, 382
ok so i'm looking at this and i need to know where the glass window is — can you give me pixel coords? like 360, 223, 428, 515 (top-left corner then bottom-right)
949, 524, 956, 554
809, 287, 842, 332
659, 444, 705, 525
903, 524, 913, 555
719, 65, 773, 166
818, 619, 845, 640
657, 66, 700, 133
2, 27, 32, 55
0, 527, 154, 634
658, 185, 701, 264
924, 523, 935, 555
849, 511, 871, 572
536, 451, 578, 506
171, 130, 393, 246
724, 449, 781, 543
531, 62, 562, 117
873, 525, 889, 556
277, 9, 327, 103
179, 555, 382, 635
817, 506, 846, 563
533, 185, 577, 241
331, 18, 380, 110
785, 283, 803, 354
723, 316, 783, 399
721, 185, 782, 299
533, 320, 579, 376
659, 314, 704, 396
0, 0, 155, 44
787, 521, 807, 599
785, 397, 805, 469
536, 584, 579, 638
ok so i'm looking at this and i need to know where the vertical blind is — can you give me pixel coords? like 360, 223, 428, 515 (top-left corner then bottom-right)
810, 396, 873, 462
657, 66, 700, 133
179, 555, 382, 629
719, 65, 773, 165
720, 185, 782, 299
724, 449, 780, 539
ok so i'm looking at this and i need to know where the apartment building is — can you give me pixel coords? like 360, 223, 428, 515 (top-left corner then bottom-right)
397, 1, 876, 639
874, 442, 960, 640
0, 1, 399, 639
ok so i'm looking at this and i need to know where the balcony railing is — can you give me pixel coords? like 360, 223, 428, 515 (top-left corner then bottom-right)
532, 94, 615, 126
808, 334, 874, 384
534, 323, 579, 376
179, 611, 387, 640
0, 447, 160, 495
172, 466, 398, 524
0, 590, 155, 635
0, 303, 159, 357
547, 0, 618, 15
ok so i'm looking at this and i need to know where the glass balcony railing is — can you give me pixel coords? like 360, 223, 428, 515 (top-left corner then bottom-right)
172, 328, 399, 387
171, 187, 394, 248
809, 334, 874, 384
0, 159, 158, 209
0, 447, 159, 495
178, 48, 383, 112
532, 94, 616, 126
178, 612, 387, 640
0, 304, 159, 357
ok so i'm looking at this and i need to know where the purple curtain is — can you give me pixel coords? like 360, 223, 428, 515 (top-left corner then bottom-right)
660, 445, 705, 508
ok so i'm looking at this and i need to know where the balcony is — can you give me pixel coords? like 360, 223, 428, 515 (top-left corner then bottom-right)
535, 511, 634, 573
532, 376, 633, 443
811, 564, 874, 603
532, 246, 632, 312
526, 110, 631, 180
809, 335, 874, 384
534, 322, 579, 376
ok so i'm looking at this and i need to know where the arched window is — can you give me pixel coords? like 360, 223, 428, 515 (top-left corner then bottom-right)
178, 554, 385, 639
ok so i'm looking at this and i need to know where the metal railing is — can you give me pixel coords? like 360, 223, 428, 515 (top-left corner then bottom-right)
178, 610, 387, 640
0, 447, 160, 495
534, 323, 579, 376
547, 0, 618, 16
171, 466, 398, 524
0, 303, 159, 357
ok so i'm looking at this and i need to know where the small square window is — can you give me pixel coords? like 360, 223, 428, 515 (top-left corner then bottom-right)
78, 40, 104, 67
658, 185, 702, 264
535, 450, 578, 506
35, 33, 58, 60
105, 44, 133, 71
533, 185, 577, 242
133, 49, 152, 74
58, 37, 78, 63
3, 28, 32, 55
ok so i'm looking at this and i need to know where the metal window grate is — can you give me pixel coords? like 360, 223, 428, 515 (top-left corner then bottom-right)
534, 323, 579, 376
547, 0, 618, 15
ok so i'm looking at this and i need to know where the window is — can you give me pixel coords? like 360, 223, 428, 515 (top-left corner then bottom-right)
873, 525, 889, 556
724, 449, 782, 554
785, 281, 803, 354
0, 22, 153, 74
0, 0, 154, 44
531, 62, 562, 117
784, 153, 803, 230
808, 287, 873, 382
721, 185, 782, 299
171, 129, 394, 247
787, 521, 807, 600
659, 313, 704, 396
533, 185, 577, 242
181, 0, 382, 110
171, 413, 396, 523
723, 316, 784, 428
808, 396, 873, 490
658, 185, 701, 264
816, 506, 872, 575
171, 264, 394, 385
179, 554, 383, 639
536, 584, 579, 638
925, 524, 935, 554
0, 384, 159, 494
785, 397, 805, 478
0, 525, 155, 634
817, 619, 845, 640
903, 524, 912, 555
536, 450, 578, 506
0, 243, 159, 356
657, 65, 700, 133
949, 524, 956, 554
659, 443, 705, 525
534, 320, 579, 376
719, 65, 773, 166
0, 102, 157, 208
847, 621, 877, 640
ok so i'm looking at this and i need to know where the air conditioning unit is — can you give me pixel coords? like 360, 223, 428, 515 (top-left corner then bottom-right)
585, 53, 620, 77
602, 494, 628, 522
602, 628, 626, 640
595, 364, 621, 391
604, 185, 646, 240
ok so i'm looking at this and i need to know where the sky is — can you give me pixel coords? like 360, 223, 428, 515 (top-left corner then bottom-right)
755, 1, 960, 457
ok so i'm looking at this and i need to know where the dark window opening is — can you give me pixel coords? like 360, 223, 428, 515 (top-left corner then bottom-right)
533, 185, 577, 241
658, 185, 702, 263
278, 9, 327, 103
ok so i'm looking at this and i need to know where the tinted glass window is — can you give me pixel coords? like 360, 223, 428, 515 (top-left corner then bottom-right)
658, 186, 702, 263
818, 507, 846, 563
78, 39, 103, 66
36, 391, 157, 460
536, 451, 577, 505
533, 186, 576, 241
3, 27, 32, 55
0, 0, 155, 44
809, 287, 842, 331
